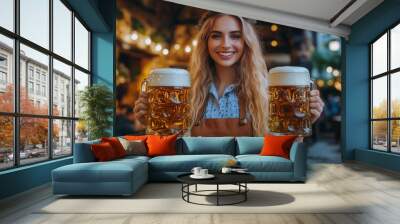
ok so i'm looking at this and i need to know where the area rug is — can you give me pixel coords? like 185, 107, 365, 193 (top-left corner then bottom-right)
37, 183, 362, 214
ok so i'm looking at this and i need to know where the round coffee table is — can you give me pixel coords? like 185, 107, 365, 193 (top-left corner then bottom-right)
177, 173, 255, 206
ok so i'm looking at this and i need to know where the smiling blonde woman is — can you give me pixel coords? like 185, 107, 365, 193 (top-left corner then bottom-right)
134, 12, 324, 137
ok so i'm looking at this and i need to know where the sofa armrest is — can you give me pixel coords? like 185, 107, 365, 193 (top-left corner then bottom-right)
289, 140, 307, 181
73, 140, 100, 163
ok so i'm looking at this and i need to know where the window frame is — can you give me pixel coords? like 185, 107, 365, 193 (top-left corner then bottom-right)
370, 20, 400, 154
0, 0, 92, 171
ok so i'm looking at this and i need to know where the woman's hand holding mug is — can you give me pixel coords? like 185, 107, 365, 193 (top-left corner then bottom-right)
133, 92, 148, 130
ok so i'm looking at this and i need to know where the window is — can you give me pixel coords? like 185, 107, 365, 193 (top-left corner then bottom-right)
28, 67, 34, 80
0, 35, 13, 113
370, 23, 400, 154
0, 71, 6, 85
0, 54, 7, 67
0, 54, 7, 86
28, 81, 34, 94
36, 83, 40, 95
42, 85, 46, 97
53, 120, 72, 158
53, 0, 72, 60
53, 59, 72, 117
0, 0, 14, 32
0, 0, 91, 170
35, 70, 40, 81
75, 17, 90, 70
20, 0, 49, 49
74, 69, 89, 119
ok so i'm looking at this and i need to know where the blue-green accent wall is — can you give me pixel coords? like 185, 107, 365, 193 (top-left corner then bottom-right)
66, 0, 110, 32
344, 0, 400, 171
91, 0, 116, 135
0, 0, 116, 200
0, 158, 72, 199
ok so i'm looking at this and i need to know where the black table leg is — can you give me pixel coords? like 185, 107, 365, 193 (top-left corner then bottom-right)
188, 184, 191, 202
217, 184, 219, 206
245, 183, 247, 201
181, 184, 183, 199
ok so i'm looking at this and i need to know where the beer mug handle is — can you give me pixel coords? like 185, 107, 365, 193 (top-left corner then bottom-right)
141, 78, 149, 93
310, 79, 317, 91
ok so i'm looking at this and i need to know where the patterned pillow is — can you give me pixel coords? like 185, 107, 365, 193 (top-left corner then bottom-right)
118, 137, 147, 156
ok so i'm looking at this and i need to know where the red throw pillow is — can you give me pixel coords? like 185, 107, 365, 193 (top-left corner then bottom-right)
91, 142, 117, 161
101, 137, 126, 158
146, 134, 178, 157
259, 134, 297, 159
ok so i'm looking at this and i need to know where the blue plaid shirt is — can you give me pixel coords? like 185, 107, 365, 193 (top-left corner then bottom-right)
204, 82, 240, 119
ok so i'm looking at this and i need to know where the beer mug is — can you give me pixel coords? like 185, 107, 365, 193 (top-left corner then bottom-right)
141, 68, 191, 135
267, 66, 315, 136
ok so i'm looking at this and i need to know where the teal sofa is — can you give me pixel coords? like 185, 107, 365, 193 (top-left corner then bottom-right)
52, 137, 306, 196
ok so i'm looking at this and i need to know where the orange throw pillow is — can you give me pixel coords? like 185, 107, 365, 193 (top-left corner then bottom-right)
124, 135, 147, 141
146, 134, 178, 157
91, 142, 117, 161
101, 137, 126, 158
260, 135, 297, 159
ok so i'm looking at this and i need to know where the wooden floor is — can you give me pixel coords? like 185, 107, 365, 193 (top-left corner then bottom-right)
1, 161, 400, 224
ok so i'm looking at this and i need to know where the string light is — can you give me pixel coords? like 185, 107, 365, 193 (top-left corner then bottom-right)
123, 34, 130, 43
174, 44, 180, 50
155, 44, 162, 52
162, 49, 169, 55
316, 80, 325, 88
271, 40, 278, 47
333, 69, 340, 77
329, 40, 340, 52
326, 66, 333, 73
270, 24, 278, 32
334, 81, 342, 91
184, 45, 191, 53
192, 40, 198, 46
130, 31, 138, 41
144, 37, 151, 46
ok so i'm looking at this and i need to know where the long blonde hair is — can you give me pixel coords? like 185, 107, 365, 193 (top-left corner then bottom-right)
189, 13, 269, 136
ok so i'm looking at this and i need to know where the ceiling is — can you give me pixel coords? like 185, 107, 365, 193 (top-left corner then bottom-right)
165, 0, 384, 38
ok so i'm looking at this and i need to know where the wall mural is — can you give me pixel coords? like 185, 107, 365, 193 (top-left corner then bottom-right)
116, 0, 341, 148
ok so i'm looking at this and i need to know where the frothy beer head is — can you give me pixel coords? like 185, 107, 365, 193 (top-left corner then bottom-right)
268, 66, 310, 86
148, 68, 190, 87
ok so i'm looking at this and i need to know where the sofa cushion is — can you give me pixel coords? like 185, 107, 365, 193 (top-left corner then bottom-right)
236, 155, 293, 172
53, 158, 147, 183
178, 137, 235, 155
148, 154, 235, 172
235, 137, 264, 155
114, 155, 150, 163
